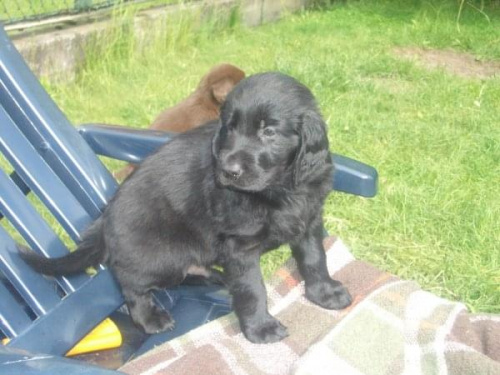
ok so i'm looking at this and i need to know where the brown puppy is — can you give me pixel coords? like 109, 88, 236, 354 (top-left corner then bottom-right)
151, 63, 245, 132
115, 63, 245, 180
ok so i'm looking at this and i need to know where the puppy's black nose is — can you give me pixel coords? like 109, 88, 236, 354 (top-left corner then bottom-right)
222, 162, 243, 181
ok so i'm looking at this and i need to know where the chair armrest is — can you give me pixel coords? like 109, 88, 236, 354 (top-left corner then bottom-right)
331, 154, 378, 198
78, 123, 173, 164
78, 124, 378, 198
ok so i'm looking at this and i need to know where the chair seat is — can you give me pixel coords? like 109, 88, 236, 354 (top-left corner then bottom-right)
67, 285, 232, 369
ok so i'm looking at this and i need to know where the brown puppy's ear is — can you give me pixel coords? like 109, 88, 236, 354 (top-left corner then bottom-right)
211, 78, 236, 104
293, 110, 331, 186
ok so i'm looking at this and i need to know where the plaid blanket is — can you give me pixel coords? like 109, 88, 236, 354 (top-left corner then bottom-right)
120, 237, 500, 375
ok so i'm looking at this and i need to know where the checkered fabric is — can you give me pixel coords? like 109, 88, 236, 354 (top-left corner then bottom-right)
120, 237, 500, 375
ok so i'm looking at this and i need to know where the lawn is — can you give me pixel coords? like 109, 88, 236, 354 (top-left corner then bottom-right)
36, 0, 500, 313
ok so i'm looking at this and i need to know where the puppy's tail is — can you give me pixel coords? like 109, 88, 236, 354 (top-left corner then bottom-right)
19, 218, 106, 276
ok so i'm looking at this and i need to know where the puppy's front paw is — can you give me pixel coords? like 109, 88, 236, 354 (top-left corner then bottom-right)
306, 279, 352, 310
242, 316, 289, 344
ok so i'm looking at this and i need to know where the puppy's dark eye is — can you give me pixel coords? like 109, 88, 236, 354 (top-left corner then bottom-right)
262, 128, 275, 137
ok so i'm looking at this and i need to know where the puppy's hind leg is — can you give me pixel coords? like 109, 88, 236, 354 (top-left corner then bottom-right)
182, 265, 226, 286
122, 287, 175, 334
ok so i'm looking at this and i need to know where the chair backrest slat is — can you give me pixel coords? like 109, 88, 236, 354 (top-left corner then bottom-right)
0, 169, 86, 293
0, 27, 117, 219
0, 281, 33, 336
0, 107, 93, 242
0, 227, 62, 316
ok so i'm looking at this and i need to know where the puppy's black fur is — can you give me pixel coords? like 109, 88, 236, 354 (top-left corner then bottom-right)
20, 72, 352, 343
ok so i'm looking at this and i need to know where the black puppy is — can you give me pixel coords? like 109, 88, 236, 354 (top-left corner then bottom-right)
20, 72, 352, 344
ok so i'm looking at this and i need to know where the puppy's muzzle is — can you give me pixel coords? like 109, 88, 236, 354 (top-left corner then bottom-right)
221, 161, 243, 181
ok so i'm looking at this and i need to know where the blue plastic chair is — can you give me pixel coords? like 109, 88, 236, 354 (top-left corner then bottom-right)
0, 24, 377, 374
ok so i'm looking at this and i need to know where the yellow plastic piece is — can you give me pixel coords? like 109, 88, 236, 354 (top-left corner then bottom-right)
66, 318, 122, 356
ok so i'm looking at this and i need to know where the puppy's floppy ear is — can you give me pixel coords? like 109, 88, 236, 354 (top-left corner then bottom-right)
293, 110, 331, 186
212, 122, 222, 159
213, 102, 238, 159
211, 78, 236, 104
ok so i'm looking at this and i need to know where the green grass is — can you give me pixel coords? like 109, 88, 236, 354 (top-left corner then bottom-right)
18, 0, 500, 313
